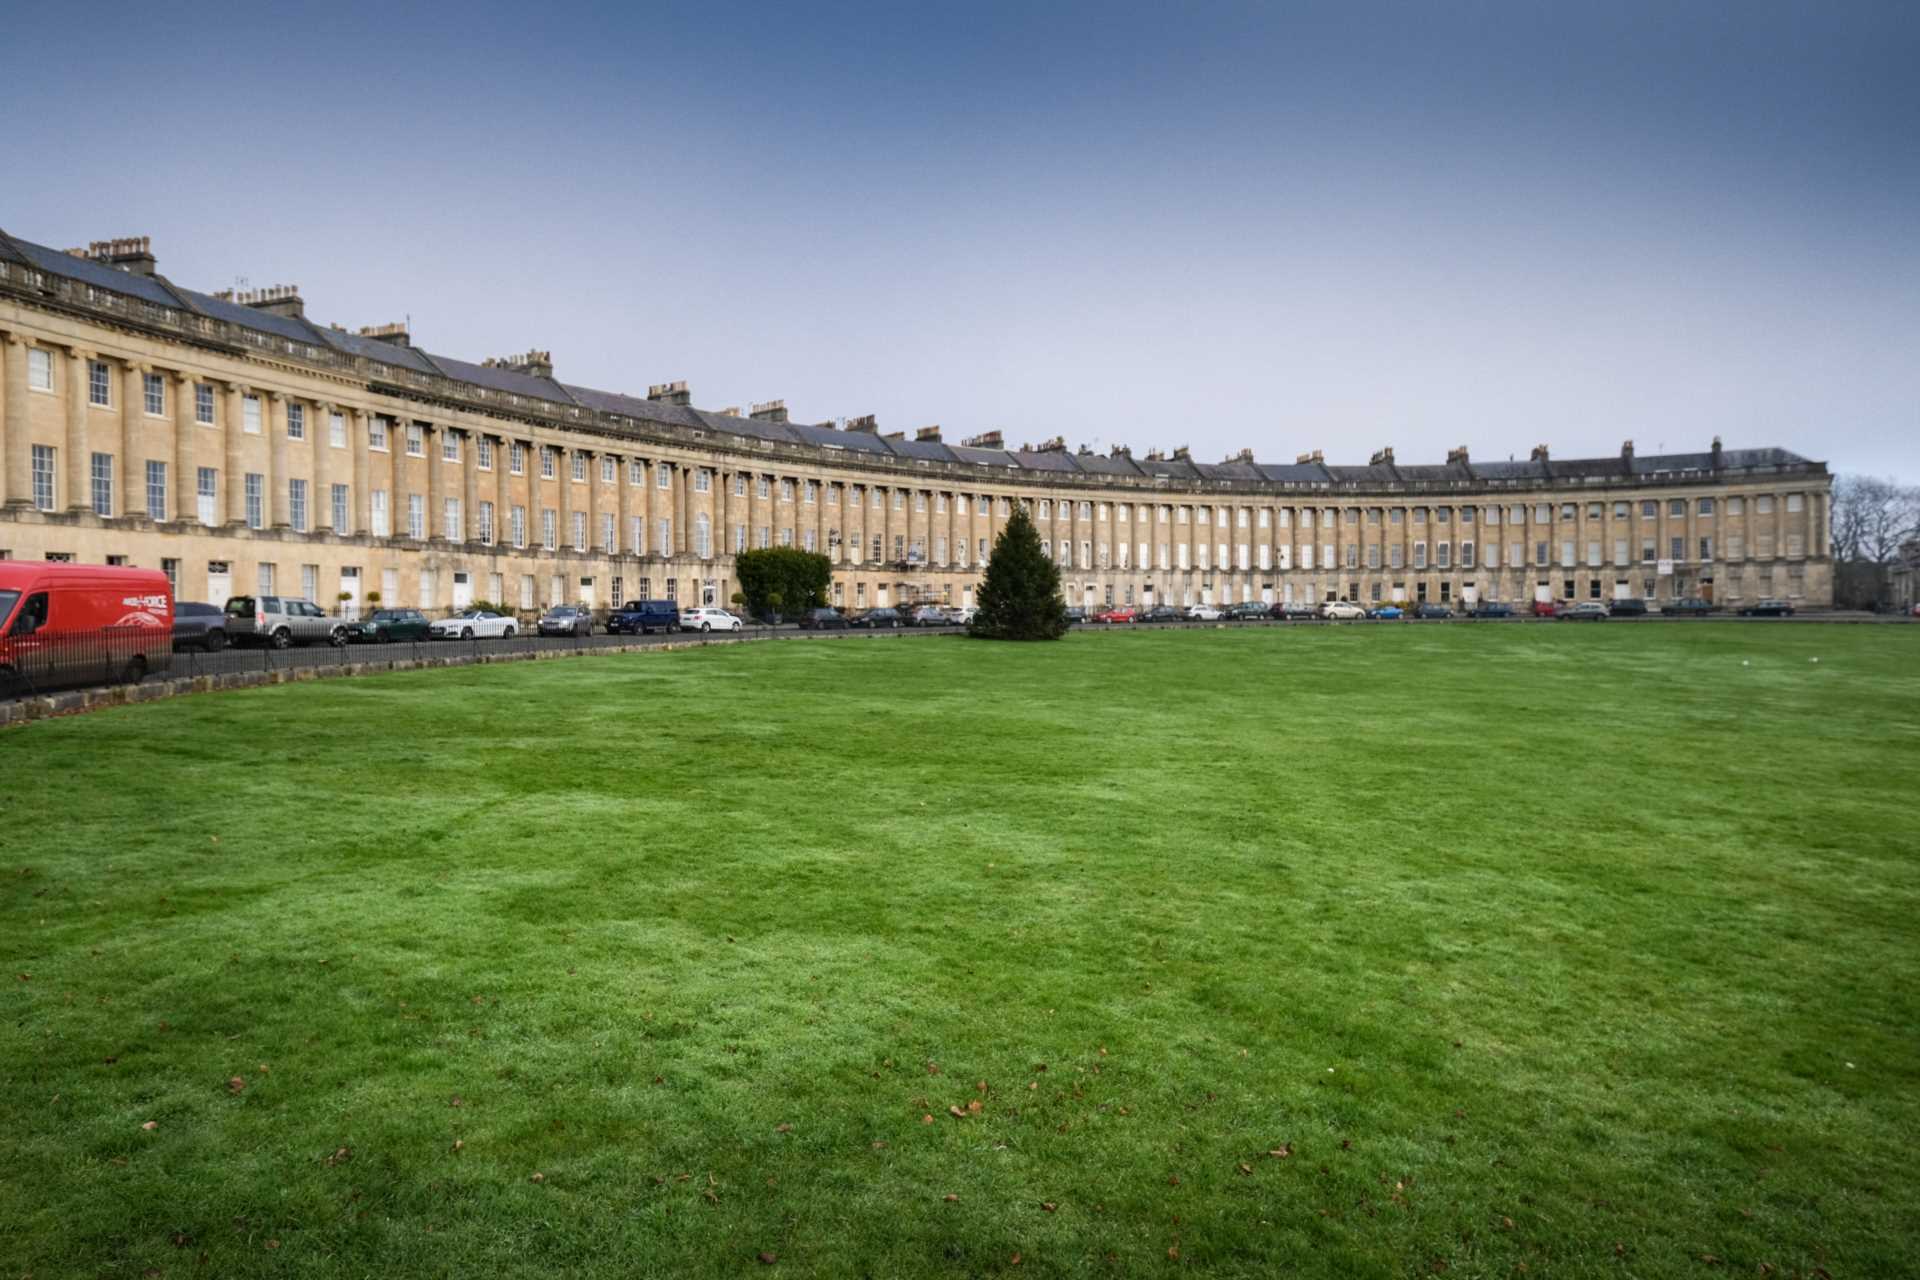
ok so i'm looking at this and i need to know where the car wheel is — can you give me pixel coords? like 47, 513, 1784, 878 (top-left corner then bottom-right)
204, 629, 226, 653
701, 622, 711, 632
375, 628, 390, 644
328, 627, 347, 647
272, 627, 292, 650
504, 626, 516, 638
122, 655, 147, 685
457, 627, 472, 639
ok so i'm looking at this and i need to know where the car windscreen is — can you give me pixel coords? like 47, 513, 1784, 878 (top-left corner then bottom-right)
0, 589, 18, 626
225, 597, 255, 616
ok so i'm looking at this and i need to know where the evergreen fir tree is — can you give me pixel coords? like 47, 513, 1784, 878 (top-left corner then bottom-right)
969, 503, 1069, 640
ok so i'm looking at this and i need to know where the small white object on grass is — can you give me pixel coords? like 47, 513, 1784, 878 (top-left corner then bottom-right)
1742, 660, 1750, 667
1811, 657, 1819, 663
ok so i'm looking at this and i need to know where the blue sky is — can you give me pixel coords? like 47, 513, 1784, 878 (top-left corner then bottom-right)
5, 0, 1916, 475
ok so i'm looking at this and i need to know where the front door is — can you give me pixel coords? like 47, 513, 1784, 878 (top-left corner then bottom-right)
340, 568, 362, 620
207, 562, 232, 608
452, 572, 473, 610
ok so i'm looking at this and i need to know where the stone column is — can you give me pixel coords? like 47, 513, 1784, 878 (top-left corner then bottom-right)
556, 445, 572, 550
313, 402, 334, 532
615, 454, 630, 556
352, 410, 372, 535
171, 372, 195, 523
585, 449, 601, 550
267, 393, 289, 527
119, 361, 143, 518
676, 463, 690, 555
462, 429, 479, 544
1, 332, 28, 507
495, 436, 512, 546
219, 383, 244, 524
424, 423, 443, 540
65, 347, 91, 513
391, 418, 411, 539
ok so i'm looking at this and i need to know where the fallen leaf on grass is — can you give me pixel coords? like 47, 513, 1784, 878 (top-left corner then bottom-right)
757, 1252, 777, 1265
968, 1100, 982, 1114
944, 1194, 958, 1202
265, 1239, 279, 1250
452, 1140, 464, 1152
775, 1123, 793, 1133
1269, 1144, 1292, 1159
227, 1076, 247, 1095
141, 1121, 158, 1131
1237, 1163, 1252, 1175
1501, 1217, 1514, 1230
921, 1114, 934, 1125
325, 1147, 352, 1166
1168, 1246, 1180, 1260
1041, 1202, 1057, 1213
529, 1172, 545, 1183
949, 1106, 968, 1119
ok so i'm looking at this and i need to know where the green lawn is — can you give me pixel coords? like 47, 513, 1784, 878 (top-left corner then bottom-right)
2, 625, 1917, 1278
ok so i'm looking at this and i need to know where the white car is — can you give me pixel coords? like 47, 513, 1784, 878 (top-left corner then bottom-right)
1319, 601, 1367, 620
430, 609, 517, 639
1185, 604, 1223, 621
951, 606, 978, 625
680, 607, 743, 632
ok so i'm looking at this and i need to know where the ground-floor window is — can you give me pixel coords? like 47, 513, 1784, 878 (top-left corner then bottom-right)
665, 578, 677, 603
611, 576, 624, 608
521, 574, 535, 611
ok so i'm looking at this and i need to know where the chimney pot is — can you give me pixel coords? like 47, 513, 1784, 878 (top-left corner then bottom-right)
749, 399, 789, 423
1530, 444, 1551, 463
647, 381, 691, 406
1370, 446, 1395, 467
846, 414, 879, 433
1446, 445, 1469, 465
915, 425, 942, 442
960, 430, 1003, 449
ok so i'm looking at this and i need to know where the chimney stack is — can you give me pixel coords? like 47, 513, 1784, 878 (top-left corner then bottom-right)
1224, 447, 1254, 464
846, 414, 879, 433
358, 322, 411, 349
1530, 444, 1551, 463
961, 430, 1003, 448
1711, 435, 1724, 466
1171, 445, 1191, 461
1036, 435, 1066, 453
1370, 446, 1395, 466
216, 283, 305, 319
70, 236, 157, 277
482, 349, 554, 378
1621, 439, 1635, 463
1295, 449, 1324, 465
750, 400, 789, 423
915, 425, 942, 442
1145, 449, 1166, 462
882, 430, 906, 442
1109, 443, 1132, 459
1446, 445, 1469, 465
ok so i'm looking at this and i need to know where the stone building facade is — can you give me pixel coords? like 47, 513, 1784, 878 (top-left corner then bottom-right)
0, 230, 1834, 615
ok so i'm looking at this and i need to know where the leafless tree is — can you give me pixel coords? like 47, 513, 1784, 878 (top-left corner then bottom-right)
1830, 474, 1920, 564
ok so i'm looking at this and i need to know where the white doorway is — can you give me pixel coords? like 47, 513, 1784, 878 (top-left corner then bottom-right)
340, 567, 362, 619
452, 571, 473, 609
207, 561, 232, 607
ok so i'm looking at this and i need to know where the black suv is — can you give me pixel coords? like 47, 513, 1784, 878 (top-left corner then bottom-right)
799, 607, 849, 630
1413, 603, 1453, 620
1469, 602, 1514, 619
850, 608, 904, 629
1226, 601, 1269, 620
606, 600, 681, 634
1142, 605, 1181, 622
1609, 597, 1649, 616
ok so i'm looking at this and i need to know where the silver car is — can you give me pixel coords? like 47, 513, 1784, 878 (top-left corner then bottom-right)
223, 595, 347, 649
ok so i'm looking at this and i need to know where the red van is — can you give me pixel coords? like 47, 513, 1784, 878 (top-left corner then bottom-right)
0, 562, 174, 696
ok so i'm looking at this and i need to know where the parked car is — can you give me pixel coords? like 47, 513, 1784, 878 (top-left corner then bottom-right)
1562, 601, 1611, 620
907, 605, 950, 627
0, 562, 173, 693
1226, 601, 1269, 620
1184, 603, 1223, 621
224, 595, 345, 648
429, 609, 517, 639
1739, 598, 1795, 617
1469, 602, 1514, 619
681, 607, 743, 632
1531, 600, 1560, 617
171, 601, 228, 652
1413, 603, 1453, 619
1093, 606, 1137, 623
1063, 606, 1087, 625
1368, 604, 1404, 620
798, 607, 850, 630
1142, 605, 1182, 623
537, 605, 593, 637
1606, 597, 1648, 616
605, 600, 679, 634
1273, 602, 1319, 620
951, 606, 978, 626
1321, 601, 1367, 620
1667, 597, 1715, 617
850, 607, 904, 629
344, 608, 431, 644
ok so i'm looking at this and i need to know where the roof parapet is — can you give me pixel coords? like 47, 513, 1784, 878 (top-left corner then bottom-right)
482, 349, 553, 378
915, 425, 942, 442
648, 381, 691, 406
846, 414, 879, 433
358, 322, 411, 348
961, 430, 1003, 448
750, 400, 789, 423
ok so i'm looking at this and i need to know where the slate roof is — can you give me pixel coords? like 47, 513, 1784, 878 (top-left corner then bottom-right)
0, 225, 1822, 488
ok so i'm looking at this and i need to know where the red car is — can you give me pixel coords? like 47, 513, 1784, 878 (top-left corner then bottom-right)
1093, 606, 1138, 623
0, 561, 174, 694
1531, 600, 1559, 617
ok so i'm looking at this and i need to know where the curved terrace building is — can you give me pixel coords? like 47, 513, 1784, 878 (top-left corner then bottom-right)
0, 231, 1833, 614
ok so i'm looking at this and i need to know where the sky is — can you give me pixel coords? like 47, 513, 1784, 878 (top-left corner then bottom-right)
5, 0, 1916, 477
